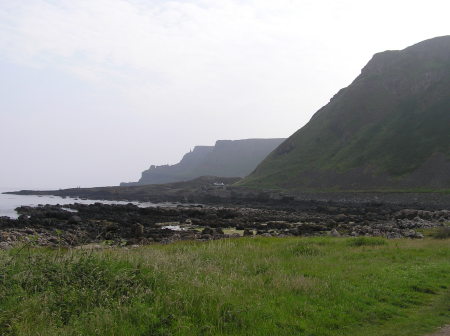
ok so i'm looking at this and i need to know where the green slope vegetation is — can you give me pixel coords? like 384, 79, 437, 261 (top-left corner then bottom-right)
1, 237, 450, 335
242, 36, 450, 191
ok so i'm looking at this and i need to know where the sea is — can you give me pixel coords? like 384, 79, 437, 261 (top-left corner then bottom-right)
0, 187, 167, 219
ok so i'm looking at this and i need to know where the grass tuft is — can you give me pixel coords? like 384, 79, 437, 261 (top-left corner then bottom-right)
289, 242, 323, 256
433, 224, 450, 239
346, 237, 388, 247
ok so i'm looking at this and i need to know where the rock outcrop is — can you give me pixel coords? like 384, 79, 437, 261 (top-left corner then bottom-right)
1, 201, 448, 248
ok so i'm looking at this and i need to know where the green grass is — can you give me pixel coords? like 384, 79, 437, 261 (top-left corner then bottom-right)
345, 236, 387, 247
418, 223, 450, 238
433, 225, 450, 239
1, 237, 450, 335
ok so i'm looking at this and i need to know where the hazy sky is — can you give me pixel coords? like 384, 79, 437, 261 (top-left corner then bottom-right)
0, 0, 449, 189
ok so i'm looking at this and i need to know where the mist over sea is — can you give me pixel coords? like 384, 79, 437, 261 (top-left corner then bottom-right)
0, 187, 162, 219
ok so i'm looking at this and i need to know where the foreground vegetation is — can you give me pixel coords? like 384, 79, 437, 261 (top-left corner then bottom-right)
0, 237, 449, 336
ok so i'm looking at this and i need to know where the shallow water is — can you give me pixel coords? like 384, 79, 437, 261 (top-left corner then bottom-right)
0, 187, 168, 219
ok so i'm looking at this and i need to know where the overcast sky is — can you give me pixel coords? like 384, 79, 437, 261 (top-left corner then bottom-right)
0, 0, 449, 189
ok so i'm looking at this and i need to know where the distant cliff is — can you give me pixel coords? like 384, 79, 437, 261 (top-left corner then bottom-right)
121, 138, 285, 186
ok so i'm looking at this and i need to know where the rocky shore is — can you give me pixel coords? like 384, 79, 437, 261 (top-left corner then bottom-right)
1, 201, 449, 249
7, 175, 450, 209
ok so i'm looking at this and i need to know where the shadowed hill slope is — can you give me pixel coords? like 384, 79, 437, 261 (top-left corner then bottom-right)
122, 138, 285, 186
241, 36, 450, 191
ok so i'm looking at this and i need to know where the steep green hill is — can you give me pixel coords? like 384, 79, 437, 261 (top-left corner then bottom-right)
242, 36, 450, 191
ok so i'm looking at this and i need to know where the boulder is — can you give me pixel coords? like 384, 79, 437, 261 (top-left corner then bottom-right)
243, 229, 253, 236
201, 227, 214, 235
0, 241, 12, 250
68, 216, 82, 224
330, 229, 341, 237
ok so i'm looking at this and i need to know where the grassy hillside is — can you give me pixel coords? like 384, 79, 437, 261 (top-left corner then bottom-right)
1, 237, 450, 335
241, 36, 450, 191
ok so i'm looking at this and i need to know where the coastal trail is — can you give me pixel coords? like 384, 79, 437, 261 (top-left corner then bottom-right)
428, 326, 450, 336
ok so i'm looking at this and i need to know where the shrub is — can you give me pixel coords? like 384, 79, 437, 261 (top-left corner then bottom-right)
433, 225, 450, 239
290, 243, 322, 256
346, 237, 387, 247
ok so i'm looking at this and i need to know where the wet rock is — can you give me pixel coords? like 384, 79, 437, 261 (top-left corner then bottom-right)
0, 199, 447, 248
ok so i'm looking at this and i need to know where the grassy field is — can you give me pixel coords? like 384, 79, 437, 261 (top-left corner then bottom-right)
0, 237, 449, 336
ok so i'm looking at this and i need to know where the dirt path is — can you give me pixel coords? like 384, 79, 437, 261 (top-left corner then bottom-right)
427, 326, 450, 336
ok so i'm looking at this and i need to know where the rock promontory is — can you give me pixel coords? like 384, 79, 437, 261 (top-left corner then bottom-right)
122, 138, 285, 186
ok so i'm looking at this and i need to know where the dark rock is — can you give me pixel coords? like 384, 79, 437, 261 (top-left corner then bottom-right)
243, 229, 253, 236
131, 223, 144, 237
335, 214, 347, 222
215, 228, 224, 235
201, 227, 214, 235
68, 216, 82, 224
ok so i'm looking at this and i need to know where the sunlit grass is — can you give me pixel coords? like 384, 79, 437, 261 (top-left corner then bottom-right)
0, 237, 449, 335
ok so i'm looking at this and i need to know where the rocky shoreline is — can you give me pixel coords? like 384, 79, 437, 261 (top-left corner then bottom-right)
1, 200, 449, 249
7, 175, 450, 209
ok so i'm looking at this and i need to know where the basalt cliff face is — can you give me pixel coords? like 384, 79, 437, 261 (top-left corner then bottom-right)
121, 138, 285, 186
241, 36, 450, 191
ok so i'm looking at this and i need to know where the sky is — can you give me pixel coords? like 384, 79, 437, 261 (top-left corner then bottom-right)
0, 0, 449, 189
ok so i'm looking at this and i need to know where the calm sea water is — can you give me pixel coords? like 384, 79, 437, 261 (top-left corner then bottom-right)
0, 187, 166, 219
